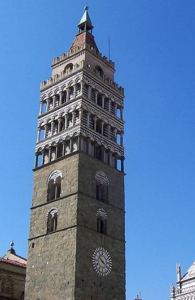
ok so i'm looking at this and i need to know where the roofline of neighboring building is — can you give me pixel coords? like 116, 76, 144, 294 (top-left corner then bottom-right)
0, 258, 26, 268
177, 276, 195, 284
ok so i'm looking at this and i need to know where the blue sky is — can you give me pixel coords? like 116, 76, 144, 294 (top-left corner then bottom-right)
1, 1, 195, 299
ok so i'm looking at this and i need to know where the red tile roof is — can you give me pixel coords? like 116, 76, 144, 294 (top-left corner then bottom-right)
0, 258, 26, 268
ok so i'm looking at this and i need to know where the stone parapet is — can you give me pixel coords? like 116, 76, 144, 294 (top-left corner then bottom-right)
41, 56, 124, 95
52, 43, 115, 69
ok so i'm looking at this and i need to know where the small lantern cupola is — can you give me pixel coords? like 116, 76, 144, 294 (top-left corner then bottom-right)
69, 6, 99, 53
78, 6, 94, 34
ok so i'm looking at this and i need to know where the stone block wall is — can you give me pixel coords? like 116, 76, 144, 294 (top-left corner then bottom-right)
75, 152, 125, 300
25, 151, 125, 300
32, 154, 79, 207
75, 226, 125, 300
25, 229, 77, 300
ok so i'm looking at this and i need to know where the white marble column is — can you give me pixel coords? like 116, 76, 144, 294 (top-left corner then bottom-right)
58, 118, 62, 132
79, 108, 82, 123
41, 150, 45, 165
49, 147, 52, 162
80, 82, 84, 95
120, 133, 124, 146
65, 115, 68, 129
87, 112, 90, 127
66, 89, 70, 102
107, 125, 111, 139
94, 116, 97, 131
46, 98, 50, 112
53, 95, 56, 108
62, 142, 65, 156
72, 112, 76, 126
37, 127, 41, 143
95, 91, 98, 104
51, 120, 55, 135
108, 99, 111, 112
44, 124, 48, 139
55, 145, 58, 159
102, 95, 105, 108
120, 107, 124, 120
101, 121, 104, 135
114, 103, 117, 116
34, 153, 38, 168
88, 86, 92, 99
39, 101, 43, 115
70, 138, 73, 152
59, 91, 63, 106
73, 85, 76, 98
114, 128, 117, 143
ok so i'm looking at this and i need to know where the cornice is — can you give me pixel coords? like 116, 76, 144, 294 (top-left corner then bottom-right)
36, 124, 81, 151
82, 98, 124, 130
80, 125, 124, 156
40, 71, 124, 106
38, 97, 123, 132
40, 71, 83, 96
35, 123, 124, 156
82, 69, 124, 101
38, 99, 82, 126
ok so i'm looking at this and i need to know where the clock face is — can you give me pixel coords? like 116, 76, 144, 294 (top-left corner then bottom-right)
92, 247, 112, 276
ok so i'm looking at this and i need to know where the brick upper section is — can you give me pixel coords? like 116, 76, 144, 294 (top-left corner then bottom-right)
69, 31, 99, 53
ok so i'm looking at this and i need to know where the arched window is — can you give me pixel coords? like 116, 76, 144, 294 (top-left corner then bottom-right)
47, 208, 58, 233
95, 66, 104, 78
47, 170, 62, 201
96, 208, 108, 234
64, 63, 73, 74
95, 171, 109, 203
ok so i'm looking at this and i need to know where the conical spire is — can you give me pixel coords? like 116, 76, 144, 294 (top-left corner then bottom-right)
69, 6, 99, 54
78, 6, 94, 33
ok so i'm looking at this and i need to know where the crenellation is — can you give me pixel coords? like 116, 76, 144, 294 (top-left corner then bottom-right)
41, 62, 124, 95
52, 43, 115, 69
41, 64, 83, 90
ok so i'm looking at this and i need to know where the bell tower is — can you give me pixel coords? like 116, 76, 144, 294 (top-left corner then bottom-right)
25, 7, 125, 300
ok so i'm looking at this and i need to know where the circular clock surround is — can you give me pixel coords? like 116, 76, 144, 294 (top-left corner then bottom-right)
92, 247, 112, 276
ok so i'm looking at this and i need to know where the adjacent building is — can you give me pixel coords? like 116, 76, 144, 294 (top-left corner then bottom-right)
25, 7, 125, 300
0, 243, 26, 300
171, 263, 195, 300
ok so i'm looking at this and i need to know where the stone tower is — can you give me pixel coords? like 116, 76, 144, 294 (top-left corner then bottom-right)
25, 7, 125, 300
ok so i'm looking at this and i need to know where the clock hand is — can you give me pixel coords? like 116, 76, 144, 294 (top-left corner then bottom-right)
100, 258, 106, 265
